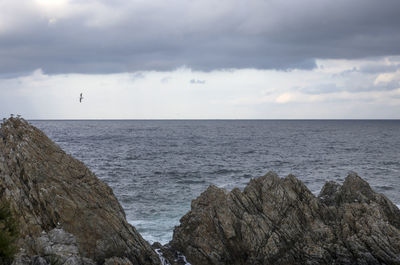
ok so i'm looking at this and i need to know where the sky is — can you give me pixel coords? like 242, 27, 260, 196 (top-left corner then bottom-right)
1, 0, 400, 119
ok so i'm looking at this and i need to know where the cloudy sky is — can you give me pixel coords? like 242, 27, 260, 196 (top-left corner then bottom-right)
1, 0, 400, 119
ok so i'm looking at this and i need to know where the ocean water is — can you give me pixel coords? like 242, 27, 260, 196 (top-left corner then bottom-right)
30, 120, 400, 244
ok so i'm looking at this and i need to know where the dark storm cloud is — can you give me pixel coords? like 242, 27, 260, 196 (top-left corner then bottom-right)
1, 0, 400, 75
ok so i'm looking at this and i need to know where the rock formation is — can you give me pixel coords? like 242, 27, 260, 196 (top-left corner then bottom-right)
2, 116, 400, 265
0, 117, 160, 265
171, 172, 400, 265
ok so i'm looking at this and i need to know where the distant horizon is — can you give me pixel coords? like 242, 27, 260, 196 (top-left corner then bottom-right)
24, 118, 400, 121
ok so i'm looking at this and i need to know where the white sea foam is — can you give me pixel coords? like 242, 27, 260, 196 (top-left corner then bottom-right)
155, 249, 171, 265
178, 253, 192, 265
155, 249, 192, 265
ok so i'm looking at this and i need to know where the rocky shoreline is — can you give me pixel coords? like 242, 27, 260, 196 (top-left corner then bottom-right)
1, 117, 399, 265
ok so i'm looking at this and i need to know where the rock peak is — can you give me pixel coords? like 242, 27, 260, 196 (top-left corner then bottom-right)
171, 172, 400, 265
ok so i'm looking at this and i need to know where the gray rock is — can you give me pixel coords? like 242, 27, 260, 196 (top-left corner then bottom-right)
31, 256, 49, 265
318, 180, 341, 206
63, 256, 86, 265
171, 172, 400, 265
30, 228, 82, 264
81, 258, 97, 265
0, 117, 159, 265
11, 249, 33, 265
320, 173, 400, 229
104, 257, 134, 265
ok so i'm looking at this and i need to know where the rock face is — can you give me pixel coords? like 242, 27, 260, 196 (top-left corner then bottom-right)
171, 172, 400, 265
0, 118, 160, 265
12, 228, 97, 265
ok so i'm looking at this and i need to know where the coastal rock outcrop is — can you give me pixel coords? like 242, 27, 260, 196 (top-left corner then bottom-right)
170, 172, 400, 265
2, 117, 400, 265
0, 117, 160, 265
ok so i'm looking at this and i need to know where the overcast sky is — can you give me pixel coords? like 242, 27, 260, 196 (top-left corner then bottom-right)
1, 0, 400, 119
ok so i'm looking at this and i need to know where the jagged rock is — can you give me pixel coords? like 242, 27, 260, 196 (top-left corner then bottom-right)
34, 228, 79, 258
318, 180, 341, 206
319, 173, 400, 229
0, 117, 160, 265
104, 257, 133, 265
11, 249, 33, 265
171, 172, 400, 265
31, 256, 48, 265
14, 228, 97, 265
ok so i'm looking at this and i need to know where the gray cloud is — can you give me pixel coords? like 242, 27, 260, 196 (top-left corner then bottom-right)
1, 0, 400, 75
190, 79, 206, 84
160, 76, 171, 83
299, 83, 341, 95
359, 63, 400, 74
130, 72, 145, 81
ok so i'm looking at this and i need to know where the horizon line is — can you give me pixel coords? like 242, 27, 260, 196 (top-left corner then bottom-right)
24, 118, 400, 121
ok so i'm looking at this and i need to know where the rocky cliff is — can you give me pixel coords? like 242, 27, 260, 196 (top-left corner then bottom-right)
0, 117, 160, 265
170, 172, 400, 265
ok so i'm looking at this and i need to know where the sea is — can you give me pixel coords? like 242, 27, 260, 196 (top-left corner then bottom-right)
30, 120, 400, 245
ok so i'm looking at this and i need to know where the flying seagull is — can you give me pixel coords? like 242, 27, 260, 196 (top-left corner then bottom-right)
79, 93, 83, 103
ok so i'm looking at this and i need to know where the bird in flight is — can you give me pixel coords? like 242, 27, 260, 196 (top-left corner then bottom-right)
79, 93, 84, 103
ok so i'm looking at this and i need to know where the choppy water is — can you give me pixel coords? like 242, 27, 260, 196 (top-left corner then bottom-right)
30, 120, 400, 244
